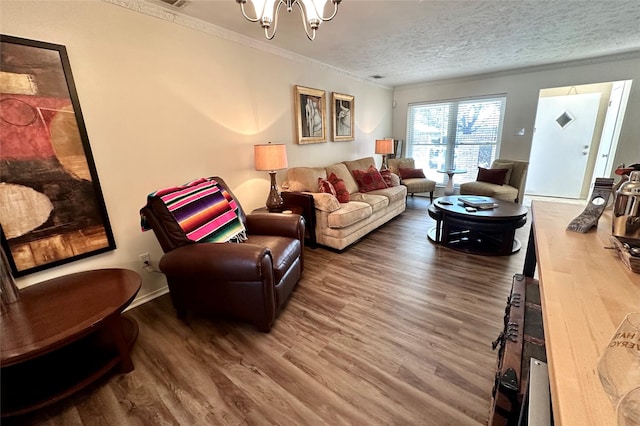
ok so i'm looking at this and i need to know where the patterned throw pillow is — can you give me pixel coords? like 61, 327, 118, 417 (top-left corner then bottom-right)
352, 165, 388, 193
327, 172, 350, 203
318, 178, 337, 196
477, 167, 509, 185
398, 167, 426, 179
380, 169, 395, 187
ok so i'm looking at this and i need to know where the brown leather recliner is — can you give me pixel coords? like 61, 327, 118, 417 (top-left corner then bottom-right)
140, 177, 304, 332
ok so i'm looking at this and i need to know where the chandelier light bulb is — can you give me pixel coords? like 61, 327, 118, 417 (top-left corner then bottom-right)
237, 0, 341, 40
300, 0, 320, 28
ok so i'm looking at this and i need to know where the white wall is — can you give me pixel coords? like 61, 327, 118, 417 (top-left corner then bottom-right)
392, 54, 640, 176
1, 0, 393, 302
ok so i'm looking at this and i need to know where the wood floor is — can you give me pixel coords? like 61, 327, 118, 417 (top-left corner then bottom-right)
6, 196, 531, 426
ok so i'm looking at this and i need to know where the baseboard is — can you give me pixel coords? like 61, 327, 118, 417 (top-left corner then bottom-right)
125, 285, 169, 311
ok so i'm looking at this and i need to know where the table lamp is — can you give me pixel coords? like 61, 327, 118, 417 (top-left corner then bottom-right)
254, 142, 288, 212
375, 138, 394, 169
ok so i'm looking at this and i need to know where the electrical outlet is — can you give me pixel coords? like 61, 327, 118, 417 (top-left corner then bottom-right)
139, 253, 151, 268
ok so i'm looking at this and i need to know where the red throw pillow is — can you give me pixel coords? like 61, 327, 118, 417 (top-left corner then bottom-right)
380, 169, 394, 187
477, 167, 509, 185
318, 178, 336, 196
327, 172, 350, 203
398, 167, 426, 179
352, 165, 388, 193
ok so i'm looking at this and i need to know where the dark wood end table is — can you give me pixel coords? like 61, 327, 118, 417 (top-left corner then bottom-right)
428, 196, 528, 256
253, 191, 317, 248
1, 268, 141, 417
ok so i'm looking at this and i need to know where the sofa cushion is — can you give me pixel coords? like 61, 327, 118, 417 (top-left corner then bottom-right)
349, 192, 389, 213
399, 167, 426, 179
367, 185, 408, 204
286, 167, 327, 192
352, 166, 388, 193
491, 159, 515, 184
477, 167, 509, 185
343, 157, 376, 174
327, 172, 350, 203
326, 201, 372, 229
326, 163, 359, 195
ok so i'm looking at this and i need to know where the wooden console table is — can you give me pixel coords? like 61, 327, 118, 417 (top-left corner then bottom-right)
524, 201, 640, 425
1, 268, 141, 417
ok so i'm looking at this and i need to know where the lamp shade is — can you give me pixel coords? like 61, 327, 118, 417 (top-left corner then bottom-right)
375, 138, 394, 155
254, 142, 288, 171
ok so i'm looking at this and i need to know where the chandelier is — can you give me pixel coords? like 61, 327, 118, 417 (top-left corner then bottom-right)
236, 0, 342, 40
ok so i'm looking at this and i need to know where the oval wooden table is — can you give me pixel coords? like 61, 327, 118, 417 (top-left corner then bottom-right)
428, 195, 528, 255
1, 268, 141, 417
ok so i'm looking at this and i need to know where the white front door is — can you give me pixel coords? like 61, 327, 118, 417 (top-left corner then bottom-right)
527, 93, 601, 198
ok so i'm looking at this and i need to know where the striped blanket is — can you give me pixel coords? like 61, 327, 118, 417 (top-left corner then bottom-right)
142, 177, 246, 243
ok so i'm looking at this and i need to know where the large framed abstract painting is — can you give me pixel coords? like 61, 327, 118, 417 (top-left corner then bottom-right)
294, 85, 326, 144
0, 35, 115, 277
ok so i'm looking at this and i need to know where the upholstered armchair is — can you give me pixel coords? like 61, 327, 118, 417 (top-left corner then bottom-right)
459, 159, 529, 204
140, 176, 305, 332
388, 158, 436, 201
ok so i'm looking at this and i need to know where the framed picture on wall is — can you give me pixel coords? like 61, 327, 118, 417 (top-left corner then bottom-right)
294, 85, 326, 144
331, 92, 354, 141
0, 35, 116, 276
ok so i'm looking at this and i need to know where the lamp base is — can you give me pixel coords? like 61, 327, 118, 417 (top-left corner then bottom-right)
265, 171, 284, 212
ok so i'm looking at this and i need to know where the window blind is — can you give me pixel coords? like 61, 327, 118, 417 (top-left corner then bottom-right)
406, 96, 506, 184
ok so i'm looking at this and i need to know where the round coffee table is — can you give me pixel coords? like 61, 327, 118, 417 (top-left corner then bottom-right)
428, 196, 528, 256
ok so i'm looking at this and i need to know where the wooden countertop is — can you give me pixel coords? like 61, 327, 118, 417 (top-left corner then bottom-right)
531, 201, 640, 425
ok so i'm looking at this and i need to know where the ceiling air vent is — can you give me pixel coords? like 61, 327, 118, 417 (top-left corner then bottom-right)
152, 0, 189, 9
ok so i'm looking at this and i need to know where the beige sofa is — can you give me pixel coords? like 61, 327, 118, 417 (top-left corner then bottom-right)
282, 157, 407, 250
459, 159, 529, 204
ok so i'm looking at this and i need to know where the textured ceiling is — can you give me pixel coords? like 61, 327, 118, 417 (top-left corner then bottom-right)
118, 0, 640, 87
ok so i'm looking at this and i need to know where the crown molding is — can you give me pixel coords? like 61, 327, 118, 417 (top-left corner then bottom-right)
102, 0, 391, 89
396, 50, 640, 90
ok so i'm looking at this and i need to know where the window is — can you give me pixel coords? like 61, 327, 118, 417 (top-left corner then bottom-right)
406, 96, 506, 185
